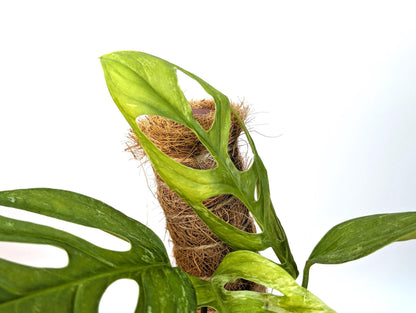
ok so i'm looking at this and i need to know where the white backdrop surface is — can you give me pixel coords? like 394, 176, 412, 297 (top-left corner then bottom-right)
0, 1, 415, 312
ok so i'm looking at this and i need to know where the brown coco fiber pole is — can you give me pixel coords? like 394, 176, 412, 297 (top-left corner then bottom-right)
126, 99, 264, 295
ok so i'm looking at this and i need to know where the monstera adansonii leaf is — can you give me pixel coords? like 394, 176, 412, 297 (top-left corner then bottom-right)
189, 251, 335, 313
302, 212, 416, 288
100, 51, 298, 278
0, 188, 196, 313
0, 189, 333, 313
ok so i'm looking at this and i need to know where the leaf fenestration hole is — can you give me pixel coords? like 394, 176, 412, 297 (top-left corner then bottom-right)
202, 194, 257, 235
99, 279, 139, 313
0, 207, 131, 252
176, 69, 213, 104
254, 183, 259, 202
128, 114, 217, 170
261, 247, 280, 264
0, 242, 68, 268
224, 278, 268, 293
235, 121, 255, 171
177, 70, 221, 132
270, 288, 284, 297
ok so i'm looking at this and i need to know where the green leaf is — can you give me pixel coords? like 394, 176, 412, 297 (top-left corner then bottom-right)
100, 51, 298, 278
0, 188, 196, 313
302, 212, 416, 288
189, 251, 335, 313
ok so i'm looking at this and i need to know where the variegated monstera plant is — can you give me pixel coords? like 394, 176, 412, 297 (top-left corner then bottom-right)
0, 51, 415, 313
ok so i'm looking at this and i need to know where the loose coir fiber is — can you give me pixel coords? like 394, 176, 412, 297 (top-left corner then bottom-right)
126, 99, 265, 301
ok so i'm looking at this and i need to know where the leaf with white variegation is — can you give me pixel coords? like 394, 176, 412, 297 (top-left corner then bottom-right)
100, 51, 298, 277
0, 188, 196, 313
189, 251, 335, 313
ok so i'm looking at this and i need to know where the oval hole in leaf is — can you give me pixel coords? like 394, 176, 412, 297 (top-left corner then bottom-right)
133, 114, 217, 169
190, 98, 216, 131
270, 288, 284, 297
176, 69, 218, 132
224, 278, 268, 293
176, 69, 251, 170
260, 247, 280, 264
203, 194, 257, 234
99, 279, 139, 313
0, 241, 68, 268
254, 180, 260, 202
234, 115, 255, 171
0, 206, 131, 252
176, 69, 213, 103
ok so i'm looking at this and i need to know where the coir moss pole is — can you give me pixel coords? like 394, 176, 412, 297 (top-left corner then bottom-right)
126, 99, 264, 295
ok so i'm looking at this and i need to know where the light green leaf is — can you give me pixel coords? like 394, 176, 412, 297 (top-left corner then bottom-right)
302, 212, 416, 288
100, 51, 298, 277
189, 251, 335, 313
0, 188, 196, 313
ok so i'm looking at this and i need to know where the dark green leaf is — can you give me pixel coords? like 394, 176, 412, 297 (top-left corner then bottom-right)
302, 212, 416, 288
100, 51, 298, 277
189, 251, 334, 313
0, 188, 196, 313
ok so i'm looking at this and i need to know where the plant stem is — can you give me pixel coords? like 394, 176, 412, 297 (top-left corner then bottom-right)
302, 261, 312, 288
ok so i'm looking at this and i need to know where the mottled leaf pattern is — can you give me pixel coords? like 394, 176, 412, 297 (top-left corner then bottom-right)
0, 188, 196, 312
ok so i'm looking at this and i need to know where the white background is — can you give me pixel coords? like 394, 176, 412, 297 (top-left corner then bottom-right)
0, 1, 415, 312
